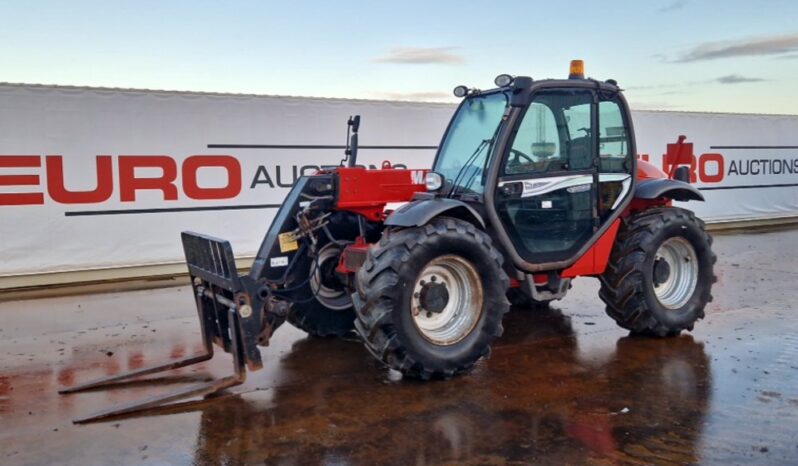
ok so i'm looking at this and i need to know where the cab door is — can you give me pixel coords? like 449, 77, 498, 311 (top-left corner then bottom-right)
494, 88, 632, 265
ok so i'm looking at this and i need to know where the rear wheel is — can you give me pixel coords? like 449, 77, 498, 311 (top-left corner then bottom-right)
599, 207, 716, 336
284, 214, 361, 338
355, 217, 510, 379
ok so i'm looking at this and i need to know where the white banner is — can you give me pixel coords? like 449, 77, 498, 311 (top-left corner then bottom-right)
1, 84, 797, 278
634, 111, 798, 221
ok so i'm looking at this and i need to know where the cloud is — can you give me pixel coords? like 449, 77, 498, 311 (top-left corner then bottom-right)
659, 1, 687, 13
715, 74, 766, 84
377, 91, 453, 101
372, 47, 465, 65
676, 33, 798, 62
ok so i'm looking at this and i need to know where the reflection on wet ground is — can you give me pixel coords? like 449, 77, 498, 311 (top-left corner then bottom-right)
1, 227, 798, 465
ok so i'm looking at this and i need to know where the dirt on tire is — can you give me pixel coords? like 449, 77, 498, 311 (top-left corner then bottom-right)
355, 217, 510, 379
599, 207, 716, 336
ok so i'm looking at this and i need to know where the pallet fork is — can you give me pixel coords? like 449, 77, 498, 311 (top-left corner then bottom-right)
59, 232, 271, 424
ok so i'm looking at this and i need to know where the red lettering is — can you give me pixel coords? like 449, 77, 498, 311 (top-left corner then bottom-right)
0, 155, 44, 205
699, 153, 724, 183
0, 174, 39, 185
665, 139, 693, 167
46, 155, 114, 204
118, 156, 178, 202
3, 154, 245, 205
182, 155, 241, 200
661, 154, 697, 183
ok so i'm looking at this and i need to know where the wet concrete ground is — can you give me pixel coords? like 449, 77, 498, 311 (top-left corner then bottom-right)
1, 227, 797, 465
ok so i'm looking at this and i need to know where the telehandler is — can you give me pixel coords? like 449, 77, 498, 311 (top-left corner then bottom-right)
61, 61, 715, 423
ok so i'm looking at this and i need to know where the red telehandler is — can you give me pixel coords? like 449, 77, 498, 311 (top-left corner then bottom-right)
61, 61, 715, 423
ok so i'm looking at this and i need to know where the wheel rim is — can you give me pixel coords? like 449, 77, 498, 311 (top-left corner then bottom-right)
411, 255, 483, 346
310, 244, 351, 310
652, 236, 699, 309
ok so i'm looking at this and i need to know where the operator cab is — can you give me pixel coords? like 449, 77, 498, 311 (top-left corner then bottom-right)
430, 61, 635, 271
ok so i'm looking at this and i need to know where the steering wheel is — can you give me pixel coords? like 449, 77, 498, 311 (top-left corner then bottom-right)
509, 149, 535, 165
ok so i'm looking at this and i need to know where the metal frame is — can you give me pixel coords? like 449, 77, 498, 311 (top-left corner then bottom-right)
430, 78, 637, 273
60, 232, 259, 424
58, 81, 647, 423
60, 301, 247, 424
483, 80, 638, 273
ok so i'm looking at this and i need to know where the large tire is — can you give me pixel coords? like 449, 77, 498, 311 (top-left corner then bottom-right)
286, 295, 354, 337
284, 214, 361, 338
355, 217, 510, 379
599, 207, 716, 336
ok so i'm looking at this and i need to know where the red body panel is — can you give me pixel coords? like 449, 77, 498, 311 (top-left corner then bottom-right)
562, 219, 621, 278
627, 159, 673, 215
333, 165, 428, 221
331, 156, 673, 279
337, 237, 370, 275
637, 159, 668, 181
560, 159, 672, 277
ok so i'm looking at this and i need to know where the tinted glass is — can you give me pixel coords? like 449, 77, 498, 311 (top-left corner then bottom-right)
434, 92, 508, 194
598, 99, 630, 173
504, 90, 594, 176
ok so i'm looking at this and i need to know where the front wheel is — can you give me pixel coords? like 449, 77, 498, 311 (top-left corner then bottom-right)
355, 218, 510, 379
599, 207, 716, 336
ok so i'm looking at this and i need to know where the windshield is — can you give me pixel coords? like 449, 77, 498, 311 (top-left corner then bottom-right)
433, 92, 508, 195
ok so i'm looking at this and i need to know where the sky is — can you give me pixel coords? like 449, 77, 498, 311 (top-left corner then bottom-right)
1, 0, 797, 114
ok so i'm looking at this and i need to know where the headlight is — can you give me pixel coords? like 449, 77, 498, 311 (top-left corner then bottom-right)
453, 85, 468, 98
425, 172, 443, 191
494, 74, 513, 87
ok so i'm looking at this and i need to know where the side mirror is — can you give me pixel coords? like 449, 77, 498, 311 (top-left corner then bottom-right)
349, 115, 361, 133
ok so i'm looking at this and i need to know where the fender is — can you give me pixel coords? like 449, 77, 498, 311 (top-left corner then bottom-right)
635, 178, 704, 202
384, 198, 485, 228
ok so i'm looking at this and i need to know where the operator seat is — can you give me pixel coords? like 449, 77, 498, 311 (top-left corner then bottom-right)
567, 135, 593, 170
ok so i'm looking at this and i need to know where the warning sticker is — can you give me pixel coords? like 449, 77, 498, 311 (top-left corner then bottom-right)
270, 256, 289, 267
278, 232, 299, 253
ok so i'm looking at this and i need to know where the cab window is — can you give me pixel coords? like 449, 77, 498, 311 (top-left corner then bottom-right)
598, 98, 630, 173
504, 90, 594, 175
